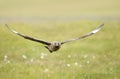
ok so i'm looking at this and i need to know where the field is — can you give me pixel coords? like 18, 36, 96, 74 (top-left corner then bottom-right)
0, 0, 120, 79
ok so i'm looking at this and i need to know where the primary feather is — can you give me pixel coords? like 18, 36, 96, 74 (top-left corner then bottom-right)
61, 23, 104, 44
5, 24, 51, 45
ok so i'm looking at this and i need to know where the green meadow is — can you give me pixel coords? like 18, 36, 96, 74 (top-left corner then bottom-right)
0, 0, 120, 79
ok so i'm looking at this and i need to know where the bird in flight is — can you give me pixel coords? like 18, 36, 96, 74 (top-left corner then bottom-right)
5, 24, 104, 53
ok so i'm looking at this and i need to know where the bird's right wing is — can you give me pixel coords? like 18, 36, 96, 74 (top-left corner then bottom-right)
61, 23, 104, 44
5, 24, 51, 45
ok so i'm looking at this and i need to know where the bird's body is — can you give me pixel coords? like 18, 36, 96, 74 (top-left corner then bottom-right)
45, 41, 61, 52
5, 24, 104, 53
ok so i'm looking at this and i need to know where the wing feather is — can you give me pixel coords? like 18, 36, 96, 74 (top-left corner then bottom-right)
5, 24, 51, 45
61, 23, 104, 44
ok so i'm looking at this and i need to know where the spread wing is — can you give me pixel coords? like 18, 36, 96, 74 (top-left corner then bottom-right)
61, 23, 104, 44
5, 24, 51, 45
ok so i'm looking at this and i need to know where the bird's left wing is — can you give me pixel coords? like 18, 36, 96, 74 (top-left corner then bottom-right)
5, 24, 51, 45
61, 23, 104, 44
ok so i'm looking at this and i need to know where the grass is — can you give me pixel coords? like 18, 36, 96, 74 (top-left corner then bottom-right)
0, 21, 120, 79
0, 0, 120, 78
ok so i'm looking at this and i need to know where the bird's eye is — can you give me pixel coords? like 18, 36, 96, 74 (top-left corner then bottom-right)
55, 43, 59, 46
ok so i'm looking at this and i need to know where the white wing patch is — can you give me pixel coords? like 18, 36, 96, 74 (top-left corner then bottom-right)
12, 30, 18, 34
92, 28, 100, 33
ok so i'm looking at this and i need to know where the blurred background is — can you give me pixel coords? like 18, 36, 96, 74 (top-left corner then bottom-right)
0, 0, 120, 23
0, 0, 120, 79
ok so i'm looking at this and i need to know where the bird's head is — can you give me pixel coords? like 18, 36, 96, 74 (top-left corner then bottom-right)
52, 41, 61, 47
45, 41, 61, 53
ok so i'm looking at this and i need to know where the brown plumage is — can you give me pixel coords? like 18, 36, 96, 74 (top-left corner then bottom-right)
5, 23, 104, 53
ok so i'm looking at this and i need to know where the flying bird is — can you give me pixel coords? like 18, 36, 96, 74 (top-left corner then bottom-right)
5, 24, 104, 53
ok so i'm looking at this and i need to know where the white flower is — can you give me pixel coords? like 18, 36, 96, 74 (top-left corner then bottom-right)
67, 64, 71, 67
83, 54, 88, 59
4, 55, 8, 61
44, 68, 49, 72
41, 52, 47, 56
74, 62, 78, 66
40, 55, 44, 59
68, 55, 71, 58
92, 55, 96, 59
7, 60, 11, 63
87, 61, 90, 64
40, 52, 47, 59
22, 54, 27, 59
30, 58, 34, 62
